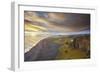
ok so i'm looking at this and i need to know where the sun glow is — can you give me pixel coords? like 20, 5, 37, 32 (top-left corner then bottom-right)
25, 23, 47, 32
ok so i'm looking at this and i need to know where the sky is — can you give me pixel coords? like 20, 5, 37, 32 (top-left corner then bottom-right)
24, 11, 90, 33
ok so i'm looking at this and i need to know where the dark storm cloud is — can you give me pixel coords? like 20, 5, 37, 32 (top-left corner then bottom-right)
35, 12, 90, 31
62, 13, 90, 29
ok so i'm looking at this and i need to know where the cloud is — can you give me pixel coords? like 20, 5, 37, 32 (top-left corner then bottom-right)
24, 11, 90, 32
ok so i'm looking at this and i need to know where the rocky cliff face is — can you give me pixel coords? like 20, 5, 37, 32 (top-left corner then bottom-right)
24, 35, 90, 61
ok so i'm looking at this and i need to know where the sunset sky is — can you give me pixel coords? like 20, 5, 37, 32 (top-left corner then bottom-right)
24, 11, 90, 33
